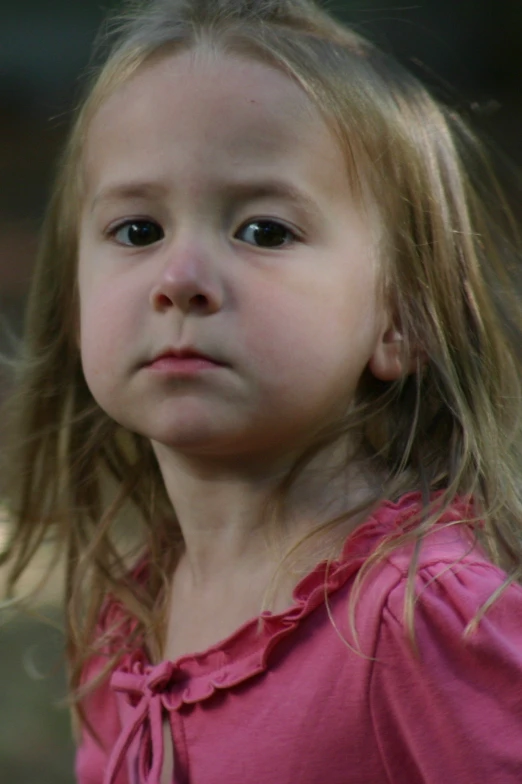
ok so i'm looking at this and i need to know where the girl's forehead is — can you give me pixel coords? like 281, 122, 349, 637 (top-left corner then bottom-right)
82, 48, 364, 217
87, 48, 321, 155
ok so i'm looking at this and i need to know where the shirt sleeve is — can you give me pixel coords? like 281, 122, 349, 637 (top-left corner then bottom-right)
369, 559, 522, 783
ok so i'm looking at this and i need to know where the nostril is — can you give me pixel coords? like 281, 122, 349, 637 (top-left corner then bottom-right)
152, 288, 215, 313
156, 293, 173, 308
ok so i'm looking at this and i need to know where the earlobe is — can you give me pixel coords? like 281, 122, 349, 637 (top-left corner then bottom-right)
368, 327, 418, 381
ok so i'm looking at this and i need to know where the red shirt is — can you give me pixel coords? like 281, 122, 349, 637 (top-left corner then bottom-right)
76, 493, 522, 783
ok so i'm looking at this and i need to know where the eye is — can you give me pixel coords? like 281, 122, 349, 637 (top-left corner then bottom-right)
236, 219, 298, 249
111, 220, 164, 247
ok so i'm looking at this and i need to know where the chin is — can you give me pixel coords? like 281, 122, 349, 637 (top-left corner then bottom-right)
141, 418, 238, 454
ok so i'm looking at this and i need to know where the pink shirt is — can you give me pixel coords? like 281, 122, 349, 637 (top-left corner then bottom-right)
76, 493, 522, 783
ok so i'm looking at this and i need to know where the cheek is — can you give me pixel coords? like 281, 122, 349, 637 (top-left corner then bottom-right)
79, 317, 113, 397
77, 283, 132, 394
242, 277, 378, 358
238, 287, 376, 404
78, 255, 143, 350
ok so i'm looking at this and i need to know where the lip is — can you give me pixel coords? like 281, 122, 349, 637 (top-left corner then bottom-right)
146, 347, 224, 375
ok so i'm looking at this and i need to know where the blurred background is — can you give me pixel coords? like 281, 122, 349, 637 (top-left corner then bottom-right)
0, 0, 521, 781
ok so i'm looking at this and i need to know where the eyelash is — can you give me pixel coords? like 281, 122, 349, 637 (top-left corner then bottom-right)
107, 218, 301, 249
108, 219, 164, 248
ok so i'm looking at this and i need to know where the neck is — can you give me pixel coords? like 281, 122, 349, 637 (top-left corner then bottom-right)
153, 441, 380, 587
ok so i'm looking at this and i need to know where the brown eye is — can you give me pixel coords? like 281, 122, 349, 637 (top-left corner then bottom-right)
236, 220, 296, 248
113, 220, 164, 247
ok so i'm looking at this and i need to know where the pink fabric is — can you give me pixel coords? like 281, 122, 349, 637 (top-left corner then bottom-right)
76, 493, 522, 783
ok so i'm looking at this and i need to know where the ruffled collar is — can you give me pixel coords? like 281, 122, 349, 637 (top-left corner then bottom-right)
103, 491, 470, 784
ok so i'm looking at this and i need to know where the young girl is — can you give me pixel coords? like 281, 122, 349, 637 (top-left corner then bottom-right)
2, 0, 522, 781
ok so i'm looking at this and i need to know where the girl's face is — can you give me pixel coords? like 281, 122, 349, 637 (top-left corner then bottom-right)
78, 49, 399, 464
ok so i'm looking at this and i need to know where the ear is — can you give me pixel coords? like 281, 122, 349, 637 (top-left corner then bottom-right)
368, 326, 419, 382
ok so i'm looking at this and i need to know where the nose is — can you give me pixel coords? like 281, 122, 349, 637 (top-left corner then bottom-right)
150, 243, 224, 315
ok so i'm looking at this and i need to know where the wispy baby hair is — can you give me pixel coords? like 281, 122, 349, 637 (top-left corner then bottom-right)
2, 0, 522, 719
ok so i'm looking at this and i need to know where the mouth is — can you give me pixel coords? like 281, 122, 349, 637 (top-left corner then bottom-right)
145, 346, 225, 374
150, 347, 223, 364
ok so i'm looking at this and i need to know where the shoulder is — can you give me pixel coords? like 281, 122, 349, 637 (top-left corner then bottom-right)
361, 524, 522, 782
353, 494, 522, 641
380, 520, 522, 644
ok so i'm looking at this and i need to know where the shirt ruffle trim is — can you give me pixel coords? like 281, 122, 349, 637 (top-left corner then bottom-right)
108, 491, 471, 709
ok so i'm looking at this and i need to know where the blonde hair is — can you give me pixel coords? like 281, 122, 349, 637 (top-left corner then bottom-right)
2, 0, 522, 718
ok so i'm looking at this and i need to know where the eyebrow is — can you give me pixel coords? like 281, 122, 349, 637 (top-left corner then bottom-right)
224, 180, 322, 220
90, 178, 322, 219
90, 182, 169, 211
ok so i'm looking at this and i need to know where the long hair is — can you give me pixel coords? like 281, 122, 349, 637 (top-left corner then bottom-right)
2, 0, 522, 718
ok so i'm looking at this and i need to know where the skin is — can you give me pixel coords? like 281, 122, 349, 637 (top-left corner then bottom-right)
78, 48, 405, 657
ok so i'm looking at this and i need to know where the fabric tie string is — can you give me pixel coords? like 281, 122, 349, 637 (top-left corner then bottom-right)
104, 660, 176, 784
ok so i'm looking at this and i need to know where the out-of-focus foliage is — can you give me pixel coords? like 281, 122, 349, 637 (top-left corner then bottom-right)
1, 614, 74, 782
